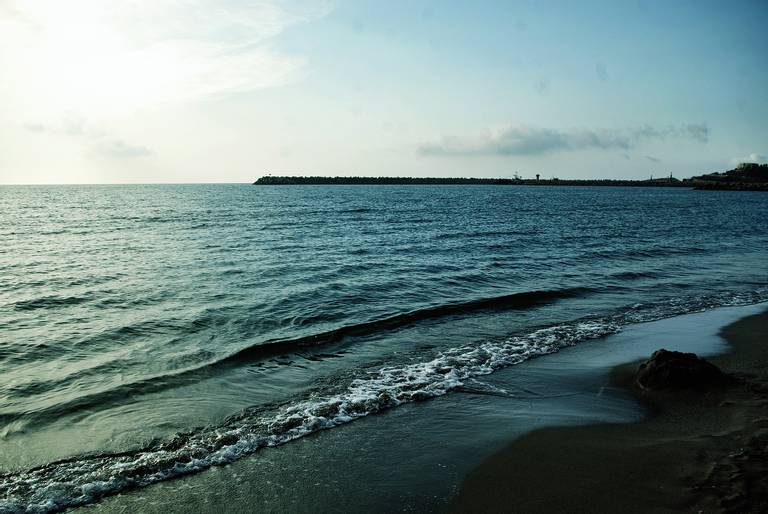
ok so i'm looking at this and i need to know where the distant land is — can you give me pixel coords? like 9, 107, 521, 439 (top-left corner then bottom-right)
688, 163, 768, 191
254, 163, 768, 190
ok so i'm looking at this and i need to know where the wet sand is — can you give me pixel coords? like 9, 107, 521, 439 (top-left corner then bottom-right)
451, 309, 768, 513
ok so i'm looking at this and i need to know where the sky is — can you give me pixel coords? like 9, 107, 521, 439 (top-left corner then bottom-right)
0, 0, 766, 184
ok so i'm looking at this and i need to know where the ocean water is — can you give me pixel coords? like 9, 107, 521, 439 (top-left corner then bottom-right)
0, 184, 767, 512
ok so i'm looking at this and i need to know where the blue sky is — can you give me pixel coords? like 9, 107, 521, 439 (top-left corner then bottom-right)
0, 0, 766, 183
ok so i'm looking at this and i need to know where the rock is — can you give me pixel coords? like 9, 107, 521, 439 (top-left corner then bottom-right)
635, 349, 731, 391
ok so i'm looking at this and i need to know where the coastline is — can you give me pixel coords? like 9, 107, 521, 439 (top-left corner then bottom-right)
451, 308, 768, 513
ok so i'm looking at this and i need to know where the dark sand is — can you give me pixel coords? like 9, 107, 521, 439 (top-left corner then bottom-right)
451, 309, 768, 513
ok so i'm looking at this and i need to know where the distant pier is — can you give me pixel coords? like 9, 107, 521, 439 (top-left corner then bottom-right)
253, 176, 688, 187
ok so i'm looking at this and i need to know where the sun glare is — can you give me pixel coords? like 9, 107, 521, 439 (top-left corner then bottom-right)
4, 1, 170, 118
1, 0, 306, 121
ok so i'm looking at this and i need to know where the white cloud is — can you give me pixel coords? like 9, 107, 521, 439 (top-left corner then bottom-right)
731, 153, 767, 165
419, 124, 709, 157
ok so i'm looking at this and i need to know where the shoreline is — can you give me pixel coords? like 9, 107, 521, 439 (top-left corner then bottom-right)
450, 308, 768, 513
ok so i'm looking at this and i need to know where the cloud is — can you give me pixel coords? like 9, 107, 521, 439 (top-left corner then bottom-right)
0, 0, 332, 119
418, 123, 709, 157
629, 123, 709, 143
731, 153, 767, 165
23, 116, 88, 136
644, 155, 661, 163
24, 115, 151, 159
98, 140, 153, 158
682, 123, 709, 143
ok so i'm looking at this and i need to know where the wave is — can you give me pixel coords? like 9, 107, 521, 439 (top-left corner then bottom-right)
434, 229, 537, 240
12, 295, 93, 311
338, 207, 374, 214
587, 244, 712, 261
222, 287, 591, 363
1, 288, 767, 513
0, 288, 588, 428
607, 270, 663, 281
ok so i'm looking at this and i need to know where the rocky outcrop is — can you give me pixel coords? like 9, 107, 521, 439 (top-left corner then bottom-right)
635, 349, 732, 391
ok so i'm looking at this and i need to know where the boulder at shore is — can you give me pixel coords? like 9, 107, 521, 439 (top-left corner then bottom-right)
635, 349, 731, 391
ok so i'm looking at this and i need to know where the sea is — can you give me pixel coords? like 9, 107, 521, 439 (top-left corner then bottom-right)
1, 184, 767, 513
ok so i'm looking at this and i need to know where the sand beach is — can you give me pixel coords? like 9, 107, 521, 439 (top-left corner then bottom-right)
453, 309, 768, 513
